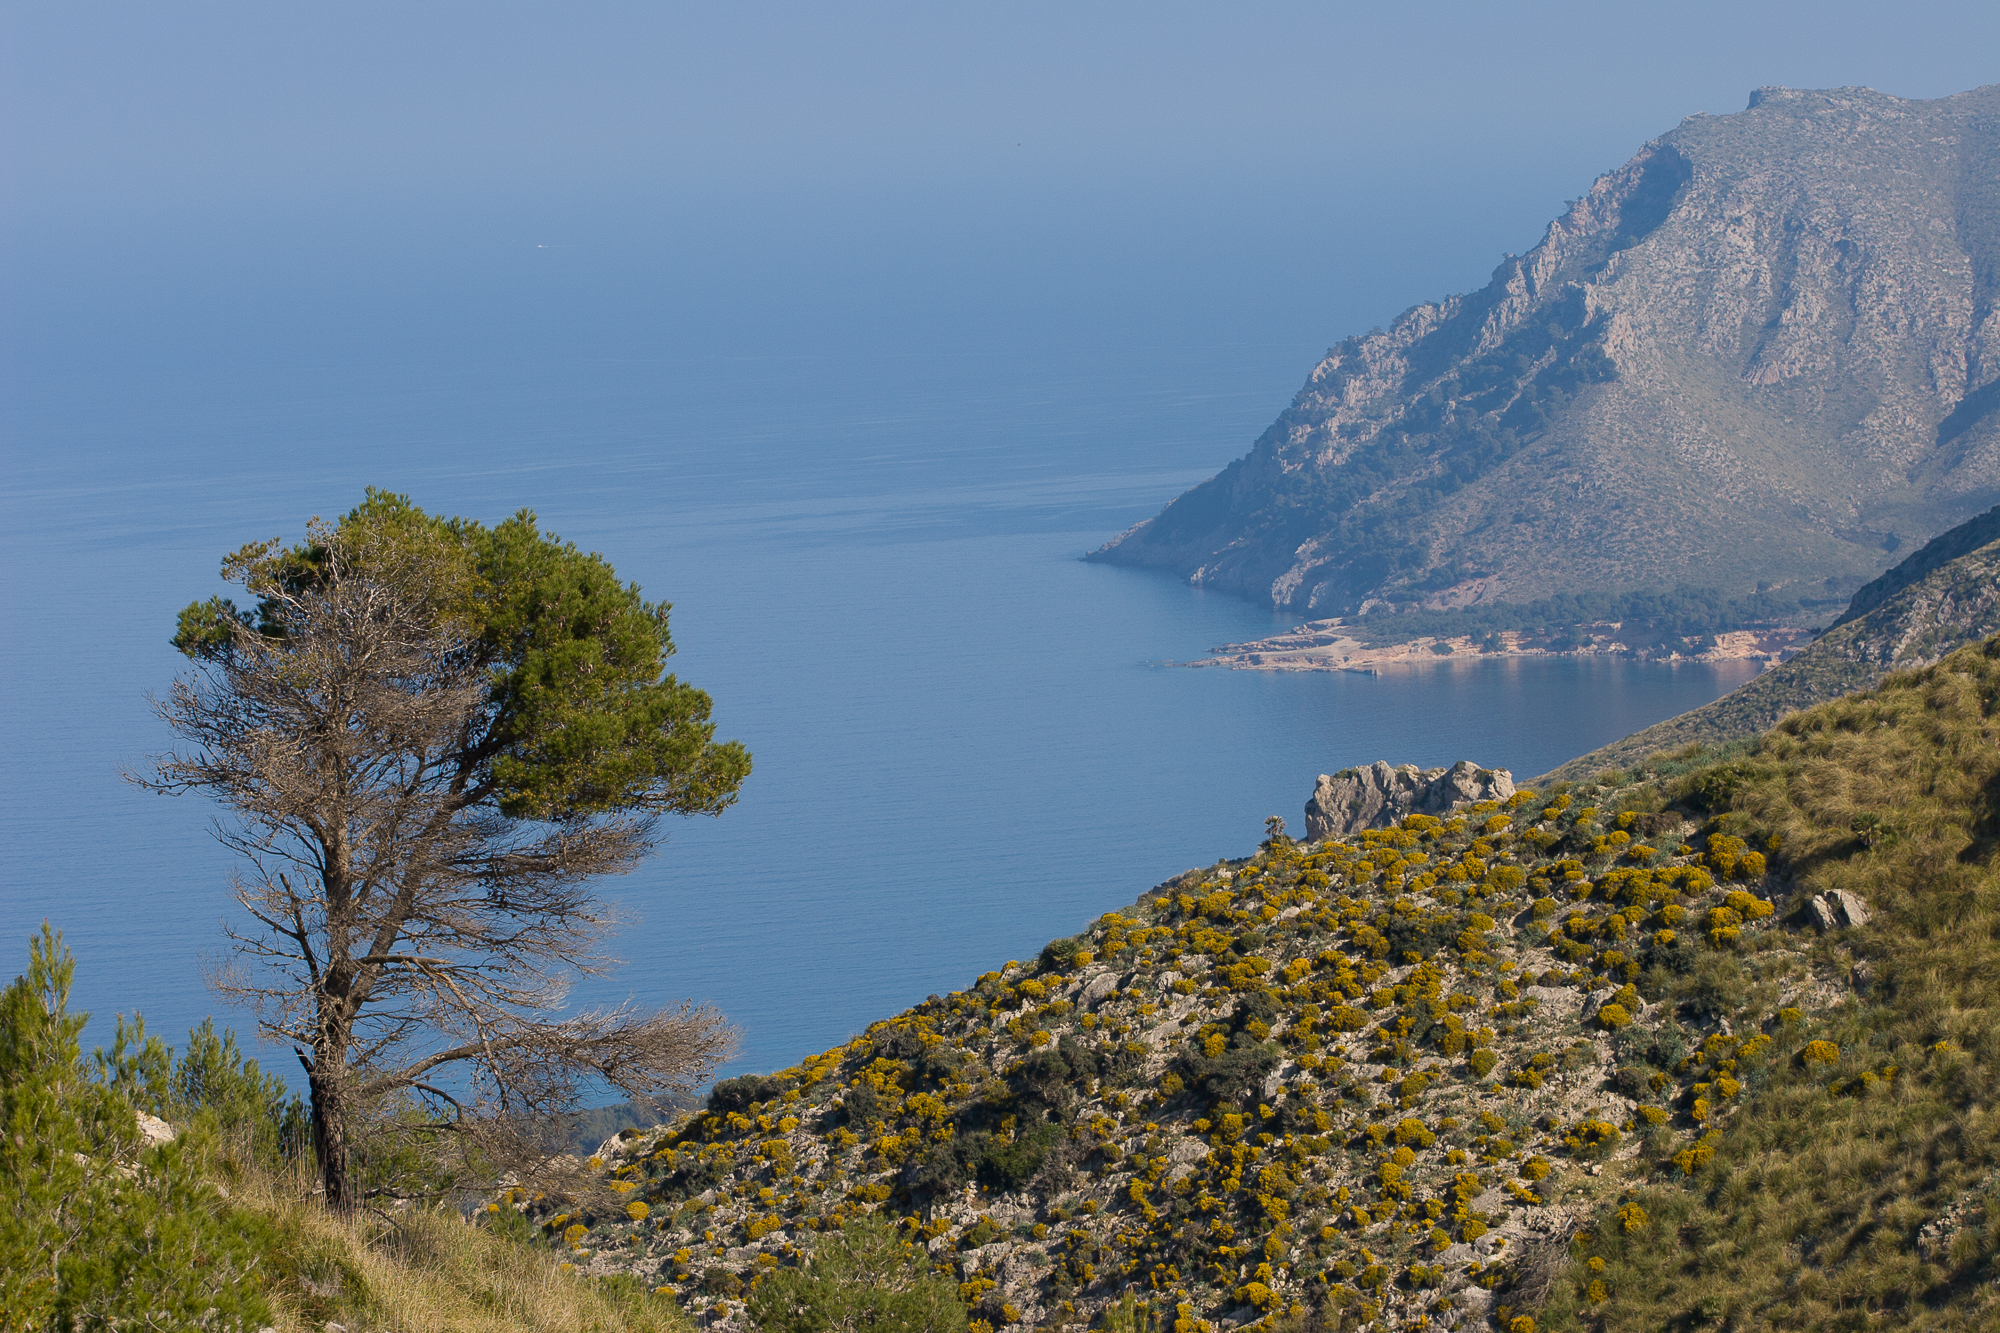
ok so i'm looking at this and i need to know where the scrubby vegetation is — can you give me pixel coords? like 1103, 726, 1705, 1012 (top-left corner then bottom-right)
514, 635, 2000, 1332
15, 639, 2000, 1330
1541, 633, 2000, 1330
0, 927, 690, 1332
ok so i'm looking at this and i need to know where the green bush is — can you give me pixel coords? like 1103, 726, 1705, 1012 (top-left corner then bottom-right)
745, 1213, 967, 1333
96, 1012, 309, 1168
0, 925, 276, 1329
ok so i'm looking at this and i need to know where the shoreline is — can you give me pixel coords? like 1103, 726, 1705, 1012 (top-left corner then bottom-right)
1177, 620, 1818, 674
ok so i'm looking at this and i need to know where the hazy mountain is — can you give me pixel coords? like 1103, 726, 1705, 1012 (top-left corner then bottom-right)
1091, 85, 2000, 620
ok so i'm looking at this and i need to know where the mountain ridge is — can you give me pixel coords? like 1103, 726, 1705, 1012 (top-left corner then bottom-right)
1090, 84, 2000, 622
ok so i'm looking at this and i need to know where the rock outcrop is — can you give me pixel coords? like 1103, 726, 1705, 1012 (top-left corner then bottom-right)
1091, 84, 2000, 618
1810, 889, 1872, 932
1303, 759, 1515, 839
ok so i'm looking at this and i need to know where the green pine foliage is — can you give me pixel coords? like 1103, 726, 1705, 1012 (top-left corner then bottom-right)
0, 926, 276, 1329
172, 488, 752, 823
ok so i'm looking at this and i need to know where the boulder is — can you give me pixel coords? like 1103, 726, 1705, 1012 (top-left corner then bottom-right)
1081, 973, 1119, 1007
1809, 890, 1872, 931
1304, 760, 1514, 839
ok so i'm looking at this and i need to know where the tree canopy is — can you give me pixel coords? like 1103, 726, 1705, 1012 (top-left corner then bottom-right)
143, 492, 749, 1211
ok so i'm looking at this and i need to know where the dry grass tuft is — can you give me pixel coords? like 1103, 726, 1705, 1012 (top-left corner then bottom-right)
1547, 636, 2000, 1331
236, 1163, 691, 1333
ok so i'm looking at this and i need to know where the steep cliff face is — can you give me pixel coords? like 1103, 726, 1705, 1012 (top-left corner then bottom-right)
1092, 85, 2000, 616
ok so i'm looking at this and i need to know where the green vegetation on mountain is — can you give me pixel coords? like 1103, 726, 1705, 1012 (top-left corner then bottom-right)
1092, 84, 2000, 624
1540, 502, 2000, 784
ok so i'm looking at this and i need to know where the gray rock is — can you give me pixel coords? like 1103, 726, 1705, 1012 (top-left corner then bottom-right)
1810, 890, 1872, 931
135, 1111, 176, 1147
1081, 974, 1119, 1006
1305, 760, 1515, 839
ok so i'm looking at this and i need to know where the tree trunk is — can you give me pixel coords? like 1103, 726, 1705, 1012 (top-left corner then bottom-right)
309, 1046, 353, 1214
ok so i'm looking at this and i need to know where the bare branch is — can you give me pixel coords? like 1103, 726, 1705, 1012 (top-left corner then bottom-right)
135, 519, 734, 1211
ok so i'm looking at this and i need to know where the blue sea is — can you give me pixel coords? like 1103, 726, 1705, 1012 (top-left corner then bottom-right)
0, 336, 1757, 1090
0, 221, 1758, 1089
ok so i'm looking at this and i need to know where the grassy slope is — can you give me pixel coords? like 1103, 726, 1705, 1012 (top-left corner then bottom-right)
233, 1161, 691, 1333
530, 671, 1999, 1331
1551, 634, 2000, 1331
1536, 530, 2000, 786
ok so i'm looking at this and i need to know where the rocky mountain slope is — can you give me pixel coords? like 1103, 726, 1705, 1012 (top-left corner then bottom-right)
505, 639, 2000, 1330
1538, 500, 2000, 784
1090, 84, 2000, 624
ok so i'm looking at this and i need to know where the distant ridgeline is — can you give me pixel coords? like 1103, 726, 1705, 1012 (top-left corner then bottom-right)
1539, 500, 2000, 784
1091, 84, 2000, 625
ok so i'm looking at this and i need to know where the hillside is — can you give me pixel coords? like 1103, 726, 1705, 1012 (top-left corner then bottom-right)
522, 635, 2000, 1331
1089, 84, 2000, 626
1538, 500, 2000, 784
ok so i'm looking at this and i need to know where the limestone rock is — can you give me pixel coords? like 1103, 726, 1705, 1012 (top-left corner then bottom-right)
136, 1112, 175, 1147
1304, 760, 1516, 838
1809, 890, 1872, 931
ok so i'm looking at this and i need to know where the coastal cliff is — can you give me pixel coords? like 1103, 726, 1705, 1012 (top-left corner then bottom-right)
1091, 84, 2000, 625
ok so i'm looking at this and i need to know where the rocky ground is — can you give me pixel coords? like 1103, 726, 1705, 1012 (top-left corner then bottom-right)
507, 779, 1848, 1333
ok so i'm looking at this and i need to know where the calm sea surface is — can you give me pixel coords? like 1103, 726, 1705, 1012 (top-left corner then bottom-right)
0, 339, 1757, 1087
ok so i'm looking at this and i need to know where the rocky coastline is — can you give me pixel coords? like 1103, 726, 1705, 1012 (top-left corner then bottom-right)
1180, 621, 1815, 675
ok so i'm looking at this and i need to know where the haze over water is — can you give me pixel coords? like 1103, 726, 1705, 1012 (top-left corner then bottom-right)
5, 2, 1995, 1087
1, 334, 1759, 1085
